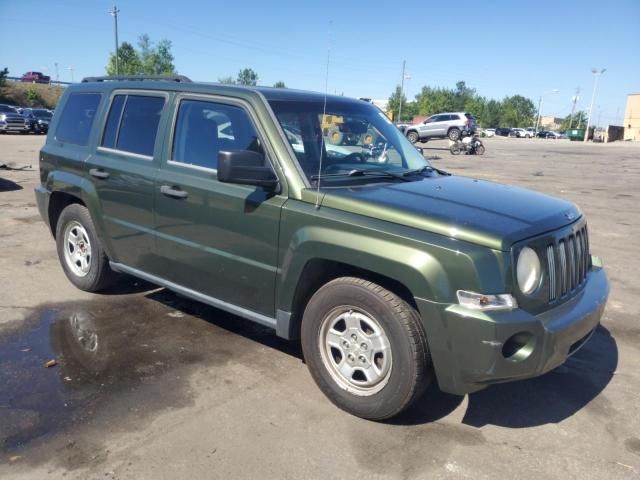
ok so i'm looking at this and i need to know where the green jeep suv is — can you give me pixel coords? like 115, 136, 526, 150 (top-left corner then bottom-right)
35, 76, 609, 420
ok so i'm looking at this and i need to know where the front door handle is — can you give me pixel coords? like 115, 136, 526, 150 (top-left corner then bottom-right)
89, 168, 110, 179
160, 185, 188, 199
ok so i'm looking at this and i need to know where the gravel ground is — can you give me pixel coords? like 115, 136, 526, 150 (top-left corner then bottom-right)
1, 134, 639, 479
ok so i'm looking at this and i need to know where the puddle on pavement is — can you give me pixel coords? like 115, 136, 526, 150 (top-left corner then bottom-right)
0, 291, 299, 461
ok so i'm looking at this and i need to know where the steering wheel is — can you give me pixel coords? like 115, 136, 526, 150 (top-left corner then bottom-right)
341, 152, 368, 163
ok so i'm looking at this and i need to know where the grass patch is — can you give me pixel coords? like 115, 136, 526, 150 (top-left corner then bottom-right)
0, 81, 64, 109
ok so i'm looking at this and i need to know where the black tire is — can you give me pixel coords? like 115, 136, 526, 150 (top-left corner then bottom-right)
406, 130, 419, 144
55, 203, 117, 292
301, 277, 432, 420
447, 128, 461, 141
475, 144, 485, 155
450, 143, 462, 155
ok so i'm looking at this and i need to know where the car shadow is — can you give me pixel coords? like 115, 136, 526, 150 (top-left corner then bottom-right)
98, 276, 159, 295
461, 325, 617, 428
0, 177, 24, 192
145, 288, 303, 360
391, 325, 617, 427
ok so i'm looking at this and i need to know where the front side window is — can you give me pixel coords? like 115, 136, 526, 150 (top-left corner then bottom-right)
269, 99, 430, 183
172, 99, 264, 170
100, 94, 165, 156
55, 93, 101, 146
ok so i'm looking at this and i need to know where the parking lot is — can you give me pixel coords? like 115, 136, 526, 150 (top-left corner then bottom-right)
1, 134, 639, 479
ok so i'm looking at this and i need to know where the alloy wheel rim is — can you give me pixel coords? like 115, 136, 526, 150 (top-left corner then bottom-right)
319, 307, 392, 396
63, 221, 92, 277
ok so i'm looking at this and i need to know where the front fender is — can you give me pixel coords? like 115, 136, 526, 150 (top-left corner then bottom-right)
278, 226, 448, 311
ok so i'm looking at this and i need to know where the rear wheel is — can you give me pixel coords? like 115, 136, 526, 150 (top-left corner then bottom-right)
55, 204, 117, 292
448, 128, 461, 141
301, 277, 432, 420
407, 131, 419, 144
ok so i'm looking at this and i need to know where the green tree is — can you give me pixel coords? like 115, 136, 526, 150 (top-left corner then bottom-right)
500, 95, 536, 127
388, 85, 407, 121
0, 67, 8, 90
273, 80, 286, 88
25, 87, 41, 106
560, 111, 588, 130
106, 35, 176, 76
138, 34, 176, 75
481, 99, 502, 128
218, 76, 236, 84
236, 68, 258, 86
106, 42, 142, 75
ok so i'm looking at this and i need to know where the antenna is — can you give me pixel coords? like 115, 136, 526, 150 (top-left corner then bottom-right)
315, 21, 332, 209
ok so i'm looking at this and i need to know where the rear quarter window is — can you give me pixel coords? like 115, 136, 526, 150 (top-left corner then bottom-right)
54, 93, 102, 146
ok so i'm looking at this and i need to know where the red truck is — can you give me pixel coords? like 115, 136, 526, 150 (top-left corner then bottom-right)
21, 71, 50, 84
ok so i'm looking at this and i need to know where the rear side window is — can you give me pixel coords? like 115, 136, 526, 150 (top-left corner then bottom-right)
100, 94, 165, 157
172, 99, 264, 170
55, 93, 101, 146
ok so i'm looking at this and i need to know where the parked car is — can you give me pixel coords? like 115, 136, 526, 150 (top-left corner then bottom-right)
537, 131, 561, 139
483, 128, 495, 137
510, 128, 533, 138
21, 107, 53, 133
0, 104, 36, 134
21, 71, 50, 84
495, 127, 512, 137
35, 75, 608, 420
404, 112, 477, 143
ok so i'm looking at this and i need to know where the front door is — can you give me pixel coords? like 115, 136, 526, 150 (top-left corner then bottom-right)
154, 95, 286, 317
85, 91, 169, 273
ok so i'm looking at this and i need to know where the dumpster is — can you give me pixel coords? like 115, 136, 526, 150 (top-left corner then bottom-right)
567, 128, 585, 141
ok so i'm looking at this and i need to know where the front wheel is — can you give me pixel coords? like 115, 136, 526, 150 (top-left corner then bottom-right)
55, 204, 118, 292
450, 143, 462, 155
475, 144, 485, 155
406, 131, 419, 144
301, 277, 432, 420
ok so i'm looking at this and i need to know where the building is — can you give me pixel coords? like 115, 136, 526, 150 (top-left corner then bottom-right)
623, 93, 640, 141
540, 116, 563, 130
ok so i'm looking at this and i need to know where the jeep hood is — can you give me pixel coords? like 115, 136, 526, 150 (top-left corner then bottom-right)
318, 175, 581, 251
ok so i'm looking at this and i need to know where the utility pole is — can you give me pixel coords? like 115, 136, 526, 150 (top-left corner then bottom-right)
397, 60, 406, 122
54, 62, 59, 82
534, 96, 543, 133
67, 66, 74, 83
109, 5, 121, 75
568, 87, 580, 129
584, 68, 606, 142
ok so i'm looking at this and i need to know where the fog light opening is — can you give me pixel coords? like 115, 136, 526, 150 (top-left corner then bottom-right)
502, 332, 536, 362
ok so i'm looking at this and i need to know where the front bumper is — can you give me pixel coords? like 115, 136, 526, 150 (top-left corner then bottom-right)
416, 261, 609, 395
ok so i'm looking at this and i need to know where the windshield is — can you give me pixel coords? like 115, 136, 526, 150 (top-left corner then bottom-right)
268, 99, 430, 184
0, 105, 17, 113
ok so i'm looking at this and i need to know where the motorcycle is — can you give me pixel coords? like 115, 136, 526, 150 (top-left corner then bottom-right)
450, 134, 485, 155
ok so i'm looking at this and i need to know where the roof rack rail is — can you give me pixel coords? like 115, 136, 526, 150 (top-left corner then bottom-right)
81, 75, 192, 83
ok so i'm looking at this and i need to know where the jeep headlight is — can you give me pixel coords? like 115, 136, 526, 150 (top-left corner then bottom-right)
517, 247, 542, 295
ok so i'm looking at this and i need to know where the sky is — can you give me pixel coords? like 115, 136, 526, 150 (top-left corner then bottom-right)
1, 0, 638, 126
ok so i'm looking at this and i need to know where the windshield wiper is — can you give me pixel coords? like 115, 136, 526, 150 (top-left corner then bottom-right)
404, 165, 451, 177
310, 169, 412, 182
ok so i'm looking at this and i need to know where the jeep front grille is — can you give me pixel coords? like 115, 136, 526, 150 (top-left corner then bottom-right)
547, 225, 590, 301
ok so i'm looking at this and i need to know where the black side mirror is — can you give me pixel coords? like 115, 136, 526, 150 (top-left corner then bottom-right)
217, 150, 280, 191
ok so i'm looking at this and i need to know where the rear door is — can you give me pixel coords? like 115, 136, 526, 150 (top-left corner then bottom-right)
85, 90, 169, 273
154, 94, 286, 317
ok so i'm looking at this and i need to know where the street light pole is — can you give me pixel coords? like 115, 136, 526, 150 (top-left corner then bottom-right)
397, 60, 406, 122
584, 68, 606, 142
109, 5, 121, 75
67, 66, 74, 83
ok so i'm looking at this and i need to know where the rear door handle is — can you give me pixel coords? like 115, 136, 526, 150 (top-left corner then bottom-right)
160, 185, 188, 199
89, 168, 110, 179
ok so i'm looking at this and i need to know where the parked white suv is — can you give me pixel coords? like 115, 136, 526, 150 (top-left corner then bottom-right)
404, 112, 477, 143
510, 128, 533, 138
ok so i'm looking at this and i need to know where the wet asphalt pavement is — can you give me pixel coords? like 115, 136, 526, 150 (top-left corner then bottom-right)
1, 135, 639, 479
